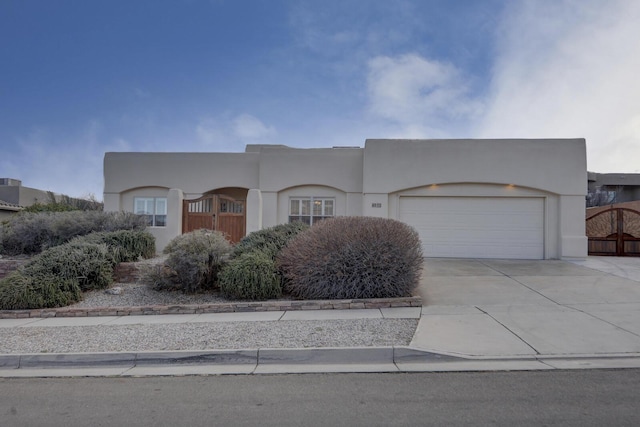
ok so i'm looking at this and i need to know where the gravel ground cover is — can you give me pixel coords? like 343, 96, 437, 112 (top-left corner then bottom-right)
3, 278, 418, 354
68, 282, 232, 307
1, 258, 419, 353
0, 318, 418, 354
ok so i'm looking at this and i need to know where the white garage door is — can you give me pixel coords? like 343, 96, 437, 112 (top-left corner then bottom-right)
399, 197, 544, 259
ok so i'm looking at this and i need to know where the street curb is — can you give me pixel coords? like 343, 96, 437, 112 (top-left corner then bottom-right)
0, 347, 452, 370
3, 347, 640, 376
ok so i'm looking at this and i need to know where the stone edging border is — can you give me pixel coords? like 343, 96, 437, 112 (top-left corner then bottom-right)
0, 296, 422, 319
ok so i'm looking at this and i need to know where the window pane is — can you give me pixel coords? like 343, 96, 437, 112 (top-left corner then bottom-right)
290, 199, 299, 215
313, 199, 322, 216
135, 198, 153, 214
324, 200, 334, 216
154, 215, 167, 227
301, 199, 311, 215
155, 198, 167, 215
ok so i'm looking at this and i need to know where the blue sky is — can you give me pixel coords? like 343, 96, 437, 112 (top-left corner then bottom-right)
1, 0, 639, 199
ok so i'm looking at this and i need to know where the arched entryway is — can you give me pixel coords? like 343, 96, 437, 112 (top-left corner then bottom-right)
182, 187, 248, 243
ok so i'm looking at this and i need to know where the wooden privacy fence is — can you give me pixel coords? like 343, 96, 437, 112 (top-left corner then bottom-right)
182, 194, 246, 243
586, 207, 640, 256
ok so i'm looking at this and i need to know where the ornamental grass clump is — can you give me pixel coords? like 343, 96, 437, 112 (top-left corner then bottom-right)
277, 217, 423, 300
0, 272, 81, 310
21, 242, 114, 292
218, 249, 282, 300
71, 229, 156, 263
0, 241, 113, 309
150, 229, 232, 293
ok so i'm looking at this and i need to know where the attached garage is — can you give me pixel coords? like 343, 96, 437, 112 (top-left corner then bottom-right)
399, 196, 545, 259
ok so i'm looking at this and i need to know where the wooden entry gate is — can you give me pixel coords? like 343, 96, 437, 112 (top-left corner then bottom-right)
586, 207, 640, 256
182, 194, 246, 243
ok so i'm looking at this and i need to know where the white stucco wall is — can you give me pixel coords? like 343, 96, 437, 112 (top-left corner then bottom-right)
103, 152, 260, 201
257, 146, 363, 193
103, 138, 587, 258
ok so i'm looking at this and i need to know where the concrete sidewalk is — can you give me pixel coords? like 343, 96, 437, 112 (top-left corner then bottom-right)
2, 256, 640, 377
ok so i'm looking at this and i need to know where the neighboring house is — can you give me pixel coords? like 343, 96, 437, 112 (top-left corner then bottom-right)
0, 199, 22, 220
103, 138, 588, 259
0, 178, 56, 208
587, 172, 640, 206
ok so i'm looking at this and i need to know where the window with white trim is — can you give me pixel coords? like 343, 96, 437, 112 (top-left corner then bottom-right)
289, 197, 334, 225
134, 197, 167, 227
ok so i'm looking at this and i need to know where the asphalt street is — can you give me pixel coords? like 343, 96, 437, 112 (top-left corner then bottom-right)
2, 370, 640, 426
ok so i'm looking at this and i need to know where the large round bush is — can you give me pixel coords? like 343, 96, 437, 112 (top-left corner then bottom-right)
277, 217, 423, 299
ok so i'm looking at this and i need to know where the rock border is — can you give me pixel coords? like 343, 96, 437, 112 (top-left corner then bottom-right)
0, 296, 422, 319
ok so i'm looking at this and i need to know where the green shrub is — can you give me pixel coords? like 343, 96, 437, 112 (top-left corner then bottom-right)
21, 192, 103, 213
22, 242, 114, 292
231, 222, 309, 259
219, 249, 282, 300
0, 211, 148, 256
22, 202, 75, 213
72, 230, 156, 263
277, 217, 423, 299
0, 229, 154, 309
0, 272, 82, 310
151, 229, 232, 293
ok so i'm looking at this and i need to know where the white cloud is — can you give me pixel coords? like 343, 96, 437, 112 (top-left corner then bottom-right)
196, 117, 228, 147
366, 53, 481, 137
360, 1, 640, 173
232, 114, 276, 140
477, 0, 640, 173
195, 113, 276, 150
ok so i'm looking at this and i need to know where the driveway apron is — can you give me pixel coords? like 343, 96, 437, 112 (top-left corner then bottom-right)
412, 258, 640, 357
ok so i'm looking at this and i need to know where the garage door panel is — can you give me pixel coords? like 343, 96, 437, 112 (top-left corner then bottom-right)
400, 197, 544, 259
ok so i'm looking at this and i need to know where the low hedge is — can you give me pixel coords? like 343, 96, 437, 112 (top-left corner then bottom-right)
0, 210, 148, 255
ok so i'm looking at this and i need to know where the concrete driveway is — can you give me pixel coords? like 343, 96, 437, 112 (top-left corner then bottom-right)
411, 257, 640, 362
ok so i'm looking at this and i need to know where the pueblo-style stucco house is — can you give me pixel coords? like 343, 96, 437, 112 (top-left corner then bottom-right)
103, 138, 588, 259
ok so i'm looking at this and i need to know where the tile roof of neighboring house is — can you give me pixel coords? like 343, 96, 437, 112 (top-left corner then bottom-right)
0, 199, 23, 211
